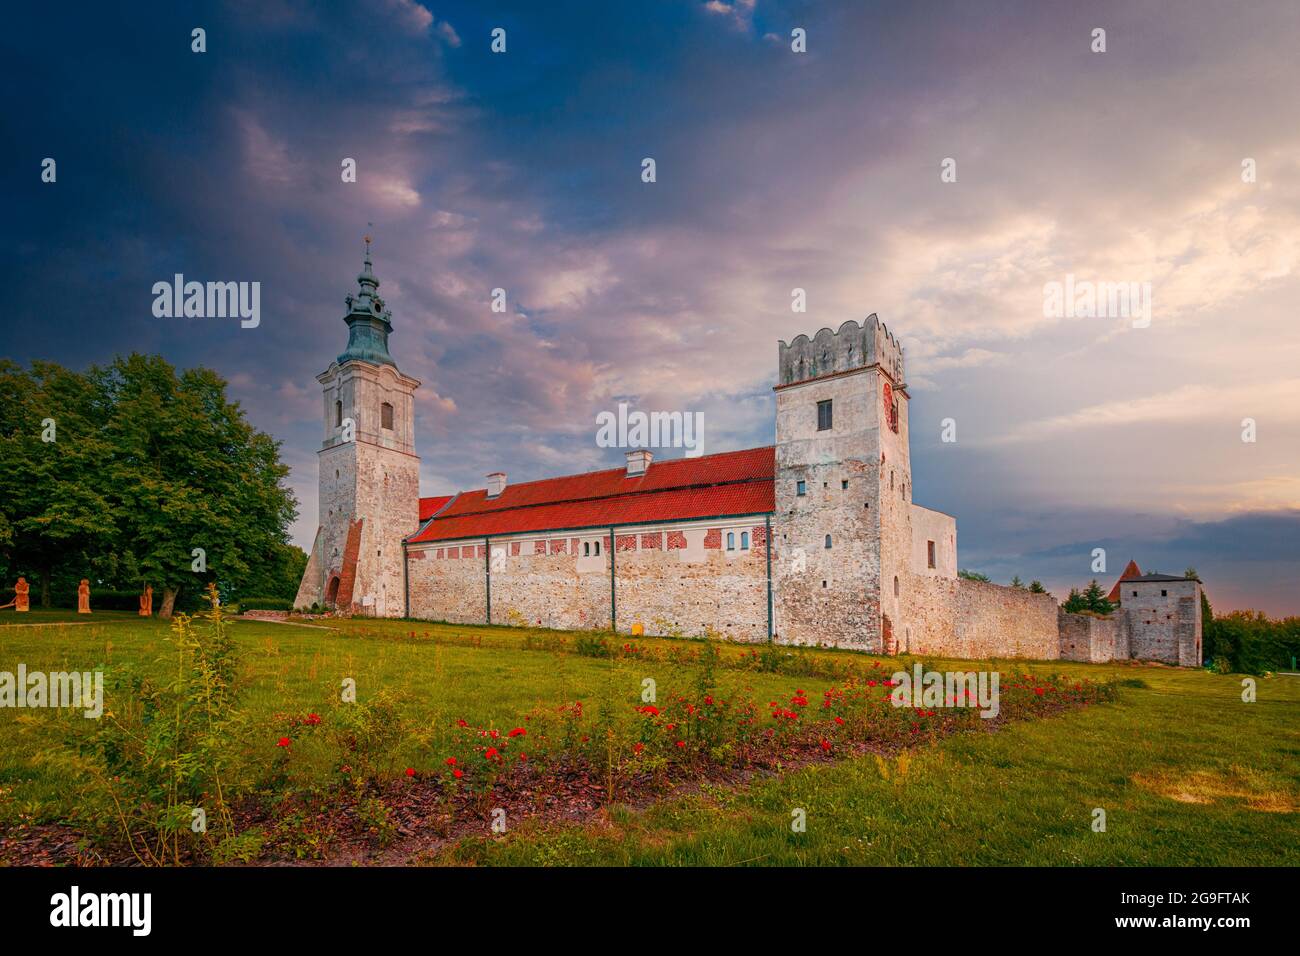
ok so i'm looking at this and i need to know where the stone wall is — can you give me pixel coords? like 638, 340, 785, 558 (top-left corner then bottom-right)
1058, 609, 1131, 663
406, 518, 770, 640
900, 574, 1059, 659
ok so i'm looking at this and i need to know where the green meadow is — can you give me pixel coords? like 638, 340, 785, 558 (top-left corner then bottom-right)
0, 612, 1295, 865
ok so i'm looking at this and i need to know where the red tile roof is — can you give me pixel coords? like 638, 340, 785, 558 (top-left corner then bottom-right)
418, 495, 455, 521
1106, 559, 1143, 603
409, 446, 775, 544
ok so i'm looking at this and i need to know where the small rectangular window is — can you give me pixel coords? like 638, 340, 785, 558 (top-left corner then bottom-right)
381, 402, 394, 430
927, 540, 936, 569
796, 480, 806, 496
817, 399, 833, 431
841, 479, 848, 490
1161, 589, 1167, 597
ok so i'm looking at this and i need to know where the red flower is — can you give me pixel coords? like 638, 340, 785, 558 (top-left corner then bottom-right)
1034, 687, 1045, 696
638, 705, 660, 716
675, 740, 686, 748
518, 753, 528, 762
453, 768, 464, 779
508, 727, 527, 737
304, 713, 321, 726
633, 742, 645, 754
276, 737, 291, 748
445, 756, 457, 766
456, 719, 469, 727
405, 767, 416, 777
820, 738, 832, 752
485, 747, 499, 760
834, 716, 845, 725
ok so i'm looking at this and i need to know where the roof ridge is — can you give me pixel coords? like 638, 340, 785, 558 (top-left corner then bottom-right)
459, 444, 774, 496
429, 473, 774, 522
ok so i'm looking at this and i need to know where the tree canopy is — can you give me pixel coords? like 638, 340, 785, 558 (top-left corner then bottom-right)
0, 356, 300, 614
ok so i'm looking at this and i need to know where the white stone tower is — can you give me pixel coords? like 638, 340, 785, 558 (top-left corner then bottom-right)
294, 239, 421, 616
771, 316, 911, 651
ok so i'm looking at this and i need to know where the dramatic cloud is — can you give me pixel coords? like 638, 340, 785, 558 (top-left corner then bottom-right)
7, 0, 1299, 613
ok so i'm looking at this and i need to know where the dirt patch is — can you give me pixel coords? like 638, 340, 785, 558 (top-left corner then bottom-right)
1133, 767, 1298, 813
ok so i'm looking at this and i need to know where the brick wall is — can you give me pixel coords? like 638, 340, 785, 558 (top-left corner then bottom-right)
1059, 609, 1131, 663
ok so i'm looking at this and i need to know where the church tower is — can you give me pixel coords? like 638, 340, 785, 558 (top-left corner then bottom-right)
771, 316, 911, 651
294, 239, 421, 616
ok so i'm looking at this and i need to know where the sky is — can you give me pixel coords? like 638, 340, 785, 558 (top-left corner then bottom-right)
5, 0, 1300, 614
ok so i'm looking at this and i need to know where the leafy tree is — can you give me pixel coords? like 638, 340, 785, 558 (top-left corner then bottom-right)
1010, 575, 1025, 589
958, 569, 990, 582
1062, 587, 1085, 613
0, 361, 117, 605
99, 355, 298, 616
1028, 580, 1047, 593
0, 356, 297, 616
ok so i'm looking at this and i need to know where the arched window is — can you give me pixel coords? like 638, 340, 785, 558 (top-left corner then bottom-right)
381, 402, 394, 430
741, 531, 750, 549
825, 534, 832, 549
726, 532, 735, 551
335, 400, 342, 427
583, 542, 590, 556
893, 576, 900, 597
594, 540, 601, 556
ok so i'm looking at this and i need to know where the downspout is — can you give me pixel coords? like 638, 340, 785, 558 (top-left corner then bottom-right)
765, 514, 773, 642
609, 525, 617, 632
484, 536, 491, 625
402, 538, 410, 619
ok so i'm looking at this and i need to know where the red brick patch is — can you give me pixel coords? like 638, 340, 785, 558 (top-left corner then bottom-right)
511, 542, 521, 556
640, 532, 663, 550
436, 548, 444, 559
666, 531, 687, 550
448, 547, 460, 559
550, 539, 566, 555
533, 540, 546, 557
409, 550, 426, 560
616, 534, 637, 551
477, 545, 487, 558
704, 528, 721, 549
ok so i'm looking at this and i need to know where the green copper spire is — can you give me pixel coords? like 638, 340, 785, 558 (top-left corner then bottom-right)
338, 235, 397, 368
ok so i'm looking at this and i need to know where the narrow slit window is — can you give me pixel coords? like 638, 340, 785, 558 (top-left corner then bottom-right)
927, 540, 936, 569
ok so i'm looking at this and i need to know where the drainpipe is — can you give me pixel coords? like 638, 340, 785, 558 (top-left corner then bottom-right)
609, 526, 617, 632
484, 536, 491, 625
765, 514, 774, 642
402, 538, 410, 619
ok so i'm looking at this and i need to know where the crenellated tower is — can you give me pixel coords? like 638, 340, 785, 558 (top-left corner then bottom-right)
771, 316, 912, 650
294, 238, 421, 616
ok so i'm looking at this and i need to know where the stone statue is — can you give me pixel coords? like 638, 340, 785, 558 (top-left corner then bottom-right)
138, 584, 153, 617
14, 577, 29, 612
78, 579, 91, 614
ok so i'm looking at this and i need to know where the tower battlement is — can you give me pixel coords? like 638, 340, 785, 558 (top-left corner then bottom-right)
778, 315, 904, 388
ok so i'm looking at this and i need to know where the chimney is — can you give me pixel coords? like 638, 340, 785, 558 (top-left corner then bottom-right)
485, 472, 507, 498
625, 449, 652, 478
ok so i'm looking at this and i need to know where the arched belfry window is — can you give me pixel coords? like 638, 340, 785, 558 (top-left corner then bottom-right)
381, 402, 394, 430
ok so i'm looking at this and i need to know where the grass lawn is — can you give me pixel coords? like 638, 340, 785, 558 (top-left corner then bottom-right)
0, 609, 142, 627
1, 613, 1296, 865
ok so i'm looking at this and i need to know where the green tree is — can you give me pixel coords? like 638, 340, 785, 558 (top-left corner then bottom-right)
0, 361, 117, 605
1082, 579, 1114, 615
1062, 587, 1085, 613
100, 355, 298, 617
1010, 575, 1025, 589
958, 569, 990, 582
1028, 580, 1046, 593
